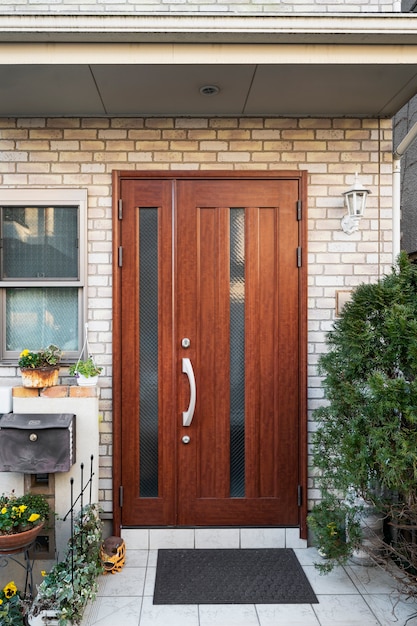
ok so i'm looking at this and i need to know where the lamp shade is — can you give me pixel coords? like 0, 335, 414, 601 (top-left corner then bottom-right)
343, 175, 371, 217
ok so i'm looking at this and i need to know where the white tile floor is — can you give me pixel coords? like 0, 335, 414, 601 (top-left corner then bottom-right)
81, 545, 417, 626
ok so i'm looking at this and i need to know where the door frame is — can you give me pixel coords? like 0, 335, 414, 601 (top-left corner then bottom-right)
112, 170, 308, 539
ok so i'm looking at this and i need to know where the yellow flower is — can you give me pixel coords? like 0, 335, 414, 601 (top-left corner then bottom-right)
28, 513, 40, 523
3, 581, 17, 598
19, 349, 30, 358
19, 505, 27, 513
1, 507, 7, 514
0, 598, 3, 605
41, 570, 47, 577
326, 522, 339, 537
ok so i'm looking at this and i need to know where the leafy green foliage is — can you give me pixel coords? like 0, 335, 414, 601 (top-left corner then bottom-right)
307, 493, 362, 573
18, 345, 62, 369
309, 253, 417, 576
0, 581, 26, 626
69, 357, 102, 378
0, 492, 50, 534
31, 504, 103, 625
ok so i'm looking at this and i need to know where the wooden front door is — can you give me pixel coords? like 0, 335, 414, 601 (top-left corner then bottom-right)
113, 171, 307, 535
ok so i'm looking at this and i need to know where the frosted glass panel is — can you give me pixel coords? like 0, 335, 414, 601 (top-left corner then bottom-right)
230, 209, 245, 497
6, 287, 79, 351
139, 208, 159, 498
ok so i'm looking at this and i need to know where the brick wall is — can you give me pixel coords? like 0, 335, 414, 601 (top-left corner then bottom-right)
0, 115, 393, 516
0, 0, 400, 14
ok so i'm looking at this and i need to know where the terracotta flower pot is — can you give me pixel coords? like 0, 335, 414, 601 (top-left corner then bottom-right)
0, 522, 44, 554
20, 367, 59, 388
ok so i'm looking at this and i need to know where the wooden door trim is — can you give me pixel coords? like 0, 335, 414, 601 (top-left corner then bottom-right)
113, 170, 307, 181
112, 170, 123, 536
298, 171, 308, 540
112, 170, 308, 539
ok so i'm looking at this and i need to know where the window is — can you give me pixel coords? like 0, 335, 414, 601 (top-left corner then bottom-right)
0, 190, 87, 362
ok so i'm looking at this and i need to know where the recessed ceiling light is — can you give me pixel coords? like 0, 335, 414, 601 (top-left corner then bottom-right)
199, 85, 220, 96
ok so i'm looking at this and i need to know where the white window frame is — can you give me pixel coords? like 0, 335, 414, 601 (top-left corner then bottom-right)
0, 189, 87, 363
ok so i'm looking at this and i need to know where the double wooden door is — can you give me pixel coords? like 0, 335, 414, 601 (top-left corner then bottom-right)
113, 171, 307, 533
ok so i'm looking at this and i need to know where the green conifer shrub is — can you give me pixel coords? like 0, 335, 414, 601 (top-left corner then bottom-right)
309, 252, 417, 591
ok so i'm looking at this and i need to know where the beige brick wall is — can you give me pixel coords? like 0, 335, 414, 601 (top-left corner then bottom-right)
0, 116, 393, 517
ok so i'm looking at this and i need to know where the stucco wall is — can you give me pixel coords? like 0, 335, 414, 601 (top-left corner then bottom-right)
0, 0, 400, 13
393, 95, 417, 255
0, 115, 393, 518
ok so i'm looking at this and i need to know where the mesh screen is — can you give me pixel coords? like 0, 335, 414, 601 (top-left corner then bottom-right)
230, 209, 245, 497
6, 287, 79, 351
2, 206, 78, 279
139, 208, 159, 498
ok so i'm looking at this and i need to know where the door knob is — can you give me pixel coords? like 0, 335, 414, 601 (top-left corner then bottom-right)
182, 435, 191, 444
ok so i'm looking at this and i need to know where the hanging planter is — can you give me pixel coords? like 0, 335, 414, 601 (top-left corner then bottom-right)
75, 372, 99, 387
69, 357, 102, 386
69, 325, 102, 387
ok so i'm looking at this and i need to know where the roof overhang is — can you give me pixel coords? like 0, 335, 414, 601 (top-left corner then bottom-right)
1, 14, 417, 117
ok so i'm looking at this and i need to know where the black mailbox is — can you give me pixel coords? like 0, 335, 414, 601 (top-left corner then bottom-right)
0, 413, 76, 473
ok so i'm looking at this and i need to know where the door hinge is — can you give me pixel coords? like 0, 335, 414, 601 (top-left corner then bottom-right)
119, 485, 124, 508
296, 247, 302, 268
297, 485, 303, 507
118, 246, 123, 267
118, 198, 123, 220
297, 200, 302, 221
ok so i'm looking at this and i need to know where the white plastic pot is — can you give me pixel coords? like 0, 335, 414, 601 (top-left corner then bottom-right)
28, 610, 65, 626
77, 374, 98, 387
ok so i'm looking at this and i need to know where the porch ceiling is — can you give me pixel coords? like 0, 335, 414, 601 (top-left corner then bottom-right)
2, 15, 417, 118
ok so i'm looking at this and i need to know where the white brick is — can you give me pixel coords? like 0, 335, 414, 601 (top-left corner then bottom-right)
0, 112, 394, 515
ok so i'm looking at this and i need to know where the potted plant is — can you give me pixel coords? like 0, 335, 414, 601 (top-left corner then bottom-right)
308, 252, 417, 595
18, 345, 62, 388
0, 581, 27, 626
0, 580, 27, 626
307, 494, 362, 573
69, 357, 102, 387
0, 492, 50, 554
29, 504, 103, 626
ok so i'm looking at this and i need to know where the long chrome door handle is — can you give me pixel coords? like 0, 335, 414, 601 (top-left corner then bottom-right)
182, 357, 196, 427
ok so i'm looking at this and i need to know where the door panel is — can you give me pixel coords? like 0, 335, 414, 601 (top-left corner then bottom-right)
176, 179, 300, 525
119, 179, 176, 525
113, 172, 306, 530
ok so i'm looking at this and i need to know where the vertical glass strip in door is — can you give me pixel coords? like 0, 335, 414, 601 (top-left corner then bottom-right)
139, 208, 159, 497
230, 208, 245, 497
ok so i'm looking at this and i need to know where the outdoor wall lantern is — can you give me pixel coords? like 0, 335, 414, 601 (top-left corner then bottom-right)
341, 173, 371, 235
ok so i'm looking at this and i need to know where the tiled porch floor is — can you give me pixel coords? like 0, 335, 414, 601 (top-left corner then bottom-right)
81, 545, 417, 626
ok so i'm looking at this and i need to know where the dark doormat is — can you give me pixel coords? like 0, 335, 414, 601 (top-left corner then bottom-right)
153, 548, 318, 605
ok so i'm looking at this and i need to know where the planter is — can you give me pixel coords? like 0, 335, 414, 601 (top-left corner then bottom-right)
350, 499, 384, 566
76, 374, 98, 387
20, 367, 59, 388
0, 522, 44, 554
28, 609, 69, 626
